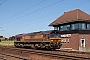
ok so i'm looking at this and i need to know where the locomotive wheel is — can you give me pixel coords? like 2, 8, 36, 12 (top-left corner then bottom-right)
34, 44, 39, 49
31, 44, 35, 49
40, 42, 46, 49
51, 48, 56, 50
20, 44, 24, 48
14, 45, 19, 48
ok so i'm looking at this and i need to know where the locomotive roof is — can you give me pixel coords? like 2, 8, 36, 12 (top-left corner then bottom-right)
15, 30, 58, 37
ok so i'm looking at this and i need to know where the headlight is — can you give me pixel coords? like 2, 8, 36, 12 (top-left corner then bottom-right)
58, 40, 61, 42
50, 40, 53, 42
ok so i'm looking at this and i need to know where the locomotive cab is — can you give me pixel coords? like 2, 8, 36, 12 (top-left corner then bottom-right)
50, 30, 62, 49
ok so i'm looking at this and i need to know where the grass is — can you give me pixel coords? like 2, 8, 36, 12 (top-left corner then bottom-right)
0, 41, 14, 46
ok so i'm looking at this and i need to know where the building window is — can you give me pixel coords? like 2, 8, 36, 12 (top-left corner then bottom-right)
71, 23, 78, 30
79, 23, 82, 29
80, 38, 85, 47
87, 24, 90, 30
67, 25, 70, 30
54, 27, 59, 30
60, 25, 70, 31
71, 23, 86, 30
59, 23, 88, 31
79, 23, 86, 30
60, 26, 64, 31
82, 23, 86, 29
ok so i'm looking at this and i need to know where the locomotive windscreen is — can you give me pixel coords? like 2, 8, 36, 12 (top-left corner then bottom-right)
50, 33, 60, 38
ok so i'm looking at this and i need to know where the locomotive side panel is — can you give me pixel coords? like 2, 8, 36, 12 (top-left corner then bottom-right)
22, 35, 31, 42
29, 34, 44, 42
22, 33, 50, 42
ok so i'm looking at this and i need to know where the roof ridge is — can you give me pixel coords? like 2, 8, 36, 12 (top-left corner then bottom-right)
77, 9, 79, 19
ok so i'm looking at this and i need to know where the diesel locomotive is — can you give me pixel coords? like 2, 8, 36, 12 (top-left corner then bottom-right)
14, 30, 62, 50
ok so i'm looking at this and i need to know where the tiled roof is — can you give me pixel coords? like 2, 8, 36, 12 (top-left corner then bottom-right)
49, 9, 90, 26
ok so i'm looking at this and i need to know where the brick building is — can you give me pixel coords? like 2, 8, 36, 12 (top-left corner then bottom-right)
49, 9, 90, 51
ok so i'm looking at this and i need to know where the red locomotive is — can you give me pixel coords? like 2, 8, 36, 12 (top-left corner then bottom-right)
14, 30, 62, 50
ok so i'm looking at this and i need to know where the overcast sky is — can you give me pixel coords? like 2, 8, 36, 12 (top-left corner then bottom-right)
0, 0, 90, 37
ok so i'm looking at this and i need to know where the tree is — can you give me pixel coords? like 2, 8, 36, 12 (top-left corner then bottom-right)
0, 36, 3, 38
9, 36, 15, 41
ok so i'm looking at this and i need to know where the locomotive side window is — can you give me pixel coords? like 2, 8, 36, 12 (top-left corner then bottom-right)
46, 34, 49, 38
16, 37, 20, 41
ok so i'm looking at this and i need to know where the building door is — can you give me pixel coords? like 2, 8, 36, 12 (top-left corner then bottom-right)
80, 39, 85, 47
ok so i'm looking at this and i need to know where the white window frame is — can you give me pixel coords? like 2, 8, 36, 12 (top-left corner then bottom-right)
80, 38, 85, 47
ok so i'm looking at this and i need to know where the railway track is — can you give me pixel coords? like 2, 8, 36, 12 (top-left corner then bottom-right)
0, 46, 90, 60
0, 52, 30, 60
